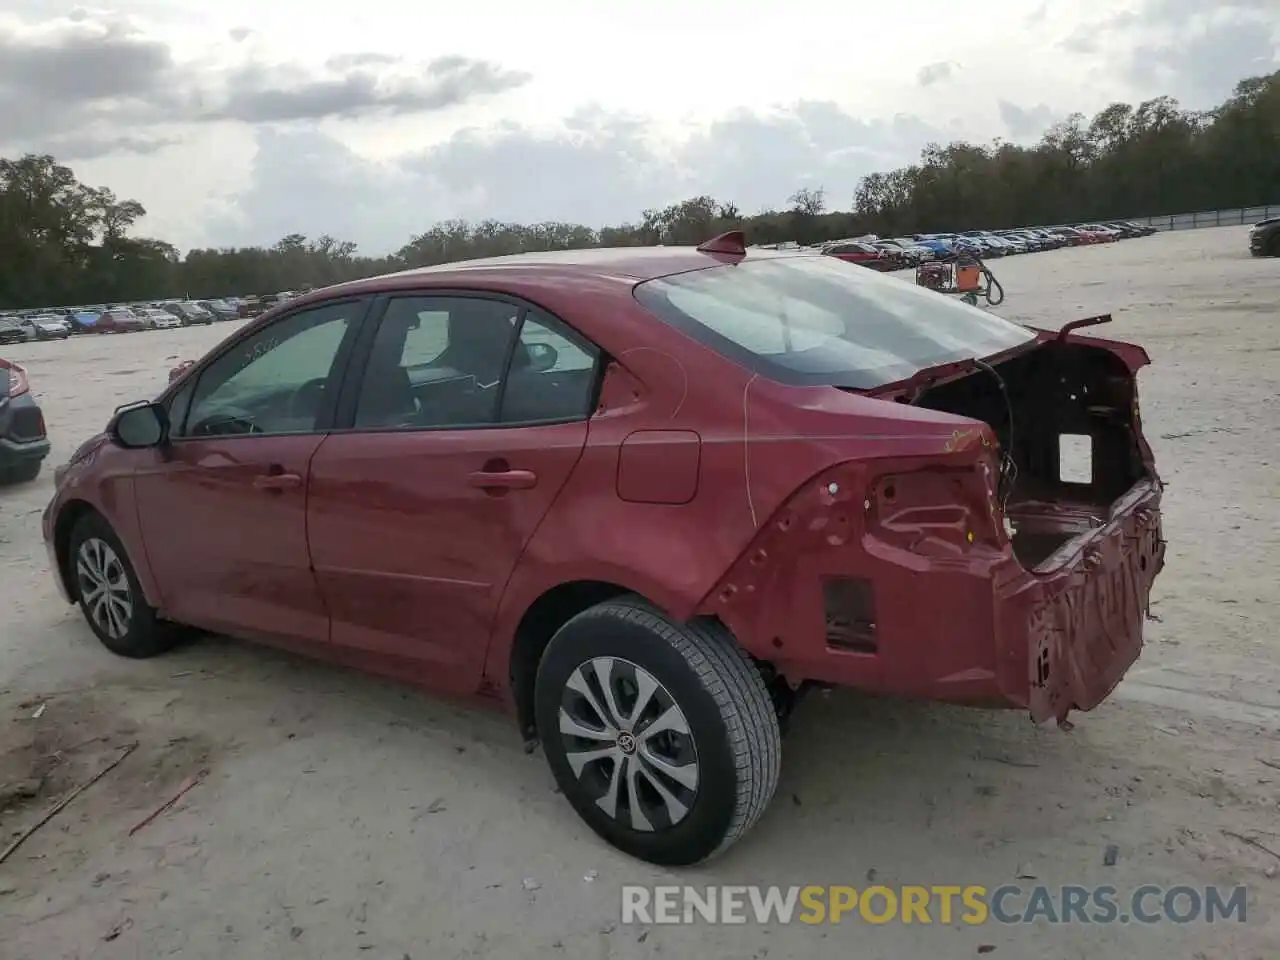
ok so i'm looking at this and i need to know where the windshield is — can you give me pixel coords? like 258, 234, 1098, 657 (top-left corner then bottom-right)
632, 255, 1036, 389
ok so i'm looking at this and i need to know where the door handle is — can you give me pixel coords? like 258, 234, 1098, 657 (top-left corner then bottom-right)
253, 472, 303, 491
467, 469, 538, 491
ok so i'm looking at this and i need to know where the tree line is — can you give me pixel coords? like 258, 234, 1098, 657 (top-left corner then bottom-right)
2, 71, 1276, 310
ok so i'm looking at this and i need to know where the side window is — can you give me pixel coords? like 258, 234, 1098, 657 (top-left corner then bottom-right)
166, 379, 194, 437
499, 310, 599, 423
353, 296, 518, 430
179, 301, 357, 438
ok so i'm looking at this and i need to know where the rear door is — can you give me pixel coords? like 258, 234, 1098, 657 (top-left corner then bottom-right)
306, 293, 600, 694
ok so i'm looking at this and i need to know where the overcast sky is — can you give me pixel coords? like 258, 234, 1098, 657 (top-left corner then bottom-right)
2, 0, 1277, 253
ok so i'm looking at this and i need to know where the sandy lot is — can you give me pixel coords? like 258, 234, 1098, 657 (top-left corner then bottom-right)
0, 228, 1277, 959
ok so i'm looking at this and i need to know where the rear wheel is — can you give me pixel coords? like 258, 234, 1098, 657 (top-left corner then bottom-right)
535, 597, 780, 865
67, 512, 178, 658
0, 460, 41, 486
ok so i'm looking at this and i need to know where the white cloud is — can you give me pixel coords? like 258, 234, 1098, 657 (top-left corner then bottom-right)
1, 0, 1275, 253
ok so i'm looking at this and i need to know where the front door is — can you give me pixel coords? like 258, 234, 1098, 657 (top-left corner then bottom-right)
134, 299, 366, 645
306, 294, 601, 693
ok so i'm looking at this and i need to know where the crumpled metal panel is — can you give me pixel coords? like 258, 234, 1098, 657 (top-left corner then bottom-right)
1027, 491, 1164, 722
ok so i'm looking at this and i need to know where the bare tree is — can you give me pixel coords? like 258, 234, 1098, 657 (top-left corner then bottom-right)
787, 186, 826, 217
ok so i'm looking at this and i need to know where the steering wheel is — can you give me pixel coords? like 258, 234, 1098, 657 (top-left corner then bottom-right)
188, 409, 263, 437
286, 378, 328, 420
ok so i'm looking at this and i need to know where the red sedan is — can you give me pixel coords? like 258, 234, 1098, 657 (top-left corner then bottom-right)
92, 307, 148, 333
42, 234, 1164, 865
822, 240, 895, 270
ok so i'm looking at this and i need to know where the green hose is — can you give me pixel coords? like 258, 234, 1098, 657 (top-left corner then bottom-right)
982, 264, 1005, 306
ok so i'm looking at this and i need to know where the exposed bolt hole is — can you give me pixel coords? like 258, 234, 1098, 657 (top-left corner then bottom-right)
771, 637, 783, 649
883, 484, 896, 501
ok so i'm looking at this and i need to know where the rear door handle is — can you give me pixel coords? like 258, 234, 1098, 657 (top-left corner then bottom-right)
467, 469, 537, 490
253, 472, 303, 491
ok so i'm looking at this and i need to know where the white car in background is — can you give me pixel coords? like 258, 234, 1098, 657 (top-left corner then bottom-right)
135, 307, 182, 330
21, 315, 72, 340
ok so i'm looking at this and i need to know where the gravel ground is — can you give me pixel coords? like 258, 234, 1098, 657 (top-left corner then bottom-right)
0, 227, 1277, 959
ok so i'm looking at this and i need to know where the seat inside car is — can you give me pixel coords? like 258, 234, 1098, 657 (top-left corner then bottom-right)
437, 301, 528, 385
355, 299, 528, 428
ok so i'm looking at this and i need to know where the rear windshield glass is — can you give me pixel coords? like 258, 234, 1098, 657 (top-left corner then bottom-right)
632, 255, 1036, 389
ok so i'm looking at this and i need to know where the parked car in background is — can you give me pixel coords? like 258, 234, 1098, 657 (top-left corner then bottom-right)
1077, 224, 1122, 242
0, 319, 27, 345
886, 239, 937, 261
1026, 228, 1067, 248
959, 231, 1009, 256
68, 310, 101, 334
162, 301, 215, 325
135, 307, 182, 329
934, 233, 985, 257
1250, 216, 1280, 256
873, 240, 931, 265
822, 240, 894, 270
199, 299, 240, 322
0, 357, 49, 485
999, 230, 1046, 252
41, 235, 1165, 865
21, 315, 73, 340
910, 236, 960, 259
225, 297, 251, 318
1048, 226, 1092, 245
94, 308, 147, 334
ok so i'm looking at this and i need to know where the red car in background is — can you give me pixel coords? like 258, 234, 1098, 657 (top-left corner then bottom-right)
822, 240, 895, 271
1076, 224, 1122, 242
93, 308, 147, 334
42, 234, 1164, 865
1048, 227, 1093, 245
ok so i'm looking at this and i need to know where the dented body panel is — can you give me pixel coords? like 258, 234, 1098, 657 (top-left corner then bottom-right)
690, 331, 1164, 722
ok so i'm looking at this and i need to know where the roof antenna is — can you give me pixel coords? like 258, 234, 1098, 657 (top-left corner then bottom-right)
696, 230, 747, 257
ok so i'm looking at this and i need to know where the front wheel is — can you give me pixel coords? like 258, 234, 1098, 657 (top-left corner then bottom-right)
535, 598, 781, 866
67, 512, 179, 658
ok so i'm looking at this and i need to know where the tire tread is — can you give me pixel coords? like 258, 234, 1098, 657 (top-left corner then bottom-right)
558, 596, 781, 860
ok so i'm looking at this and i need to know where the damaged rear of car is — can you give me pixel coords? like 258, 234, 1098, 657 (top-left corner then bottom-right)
635, 253, 1163, 725
883, 320, 1164, 721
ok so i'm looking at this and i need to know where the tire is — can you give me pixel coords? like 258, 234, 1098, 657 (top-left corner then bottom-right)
535, 597, 781, 866
67, 512, 178, 658
0, 460, 42, 485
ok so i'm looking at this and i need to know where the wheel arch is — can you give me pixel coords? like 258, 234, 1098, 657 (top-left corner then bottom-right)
53, 498, 99, 603
53, 498, 161, 609
500, 579, 636, 746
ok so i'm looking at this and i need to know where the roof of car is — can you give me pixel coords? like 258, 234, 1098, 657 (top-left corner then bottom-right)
329, 244, 800, 298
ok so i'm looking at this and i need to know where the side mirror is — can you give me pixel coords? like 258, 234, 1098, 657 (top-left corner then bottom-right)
525, 342, 558, 373
109, 401, 169, 449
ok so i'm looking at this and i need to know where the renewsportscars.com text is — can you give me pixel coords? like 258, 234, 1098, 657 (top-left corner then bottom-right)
621, 884, 1248, 926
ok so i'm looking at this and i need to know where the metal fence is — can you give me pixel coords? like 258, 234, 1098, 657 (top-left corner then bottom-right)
1128, 204, 1280, 232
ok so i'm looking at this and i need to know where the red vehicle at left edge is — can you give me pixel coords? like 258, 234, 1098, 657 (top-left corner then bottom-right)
42, 232, 1165, 866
